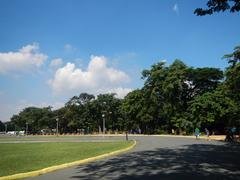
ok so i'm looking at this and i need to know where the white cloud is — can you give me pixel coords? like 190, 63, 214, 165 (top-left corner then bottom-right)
108, 88, 133, 98
173, 3, 179, 14
49, 58, 63, 68
0, 43, 47, 74
64, 44, 76, 53
49, 55, 131, 97
16, 101, 64, 111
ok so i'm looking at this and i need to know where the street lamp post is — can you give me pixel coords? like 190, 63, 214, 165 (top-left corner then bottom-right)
125, 114, 128, 141
56, 118, 59, 136
109, 111, 112, 131
26, 122, 28, 136
102, 114, 105, 135
5, 124, 7, 134
102, 101, 107, 135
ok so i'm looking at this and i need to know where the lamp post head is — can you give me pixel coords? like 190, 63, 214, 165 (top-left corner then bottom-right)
102, 114, 105, 118
56, 118, 59, 122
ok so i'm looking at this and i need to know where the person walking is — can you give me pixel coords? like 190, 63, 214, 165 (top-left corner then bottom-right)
231, 127, 236, 141
225, 127, 234, 142
205, 128, 210, 141
195, 128, 200, 140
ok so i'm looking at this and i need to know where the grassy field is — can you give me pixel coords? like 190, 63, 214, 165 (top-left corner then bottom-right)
0, 141, 133, 177
0, 135, 126, 142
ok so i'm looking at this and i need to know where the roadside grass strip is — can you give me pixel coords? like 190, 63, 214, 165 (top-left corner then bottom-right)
0, 140, 136, 180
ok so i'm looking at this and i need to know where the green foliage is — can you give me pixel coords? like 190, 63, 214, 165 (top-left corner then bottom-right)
223, 46, 240, 102
121, 89, 144, 130
187, 67, 223, 97
188, 90, 239, 129
223, 46, 240, 67
0, 121, 5, 131
195, 0, 240, 16
93, 93, 123, 131
140, 59, 223, 133
8, 46, 240, 134
11, 106, 55, 133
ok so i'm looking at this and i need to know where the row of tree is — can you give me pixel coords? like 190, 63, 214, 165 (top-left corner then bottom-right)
123, 46, 240, 134
1, 46, 239, 135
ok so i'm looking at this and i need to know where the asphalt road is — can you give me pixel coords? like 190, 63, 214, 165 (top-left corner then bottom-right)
27, 136, 240, 180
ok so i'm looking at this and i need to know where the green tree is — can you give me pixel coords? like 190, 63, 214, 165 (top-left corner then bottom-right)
62, 93, 95, 133
140, 60, 223, 134
223, 46, 240, 67
94, 93, 122, 132
188, 89, 239, 132
4, 121, 15, 131
195, 0, 240, 16
121, 89, 145, 132
162, 60, 191, 133
63, 105, 82, 133
223, 46, 240, 102
187, 67, 223, 98
141, 60, 192, 133
141, 61, 169, 133
11, 106, 55, 133
0, 121, 5, 131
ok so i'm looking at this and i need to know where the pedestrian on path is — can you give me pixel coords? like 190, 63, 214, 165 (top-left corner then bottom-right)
195, 128, 200, 140
205, 128, 210, 141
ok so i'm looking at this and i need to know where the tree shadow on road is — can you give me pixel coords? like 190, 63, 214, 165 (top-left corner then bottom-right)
71, 142, 240, 180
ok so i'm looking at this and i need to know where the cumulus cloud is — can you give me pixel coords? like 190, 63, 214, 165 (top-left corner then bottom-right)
160, 59, 167, 63
49, 55, 131, 98
0, 43, 47, 74
108, 88, 132, 98
173, 3, 179, 14
49, 58, 63, 68
64, 44, 76, 53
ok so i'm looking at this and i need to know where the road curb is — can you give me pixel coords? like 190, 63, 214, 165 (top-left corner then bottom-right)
141, 134, 225, 141
0, 140, 136, 180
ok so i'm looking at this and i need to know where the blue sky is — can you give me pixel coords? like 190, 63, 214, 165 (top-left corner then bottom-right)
0, 0, 239, 122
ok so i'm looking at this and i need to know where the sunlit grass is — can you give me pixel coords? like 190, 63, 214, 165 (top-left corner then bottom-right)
0, 141, 133, 177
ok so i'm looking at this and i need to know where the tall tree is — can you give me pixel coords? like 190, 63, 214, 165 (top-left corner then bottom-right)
0, 121, 5, 131
188, 89, 239, 132
223, 46, 240, 102
223, 46, 240, 67
187, 67, 223, 98
121, 89, 146, 132
141, 60, 191, 133
162, 60, 190, 133
141, 61, 169, 133
11, 106, 55, 133
195, 0, 240, 15
94, 93, 122, 132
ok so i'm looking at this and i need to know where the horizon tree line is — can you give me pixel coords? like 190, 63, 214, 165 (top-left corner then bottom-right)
1, 46, 239, 135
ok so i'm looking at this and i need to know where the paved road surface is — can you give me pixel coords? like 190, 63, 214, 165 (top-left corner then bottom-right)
27, 136, 240, 180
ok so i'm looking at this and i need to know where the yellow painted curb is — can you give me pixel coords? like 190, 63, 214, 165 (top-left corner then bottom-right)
151, 134, 226, 141
0, 140, 136, 180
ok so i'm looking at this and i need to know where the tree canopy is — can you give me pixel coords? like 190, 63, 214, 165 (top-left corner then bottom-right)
8, 46, 240, 135
0, 121, 5, 131
195, 0, 240, 16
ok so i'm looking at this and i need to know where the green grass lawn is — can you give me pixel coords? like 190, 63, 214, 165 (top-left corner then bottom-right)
0, 141, 133, 177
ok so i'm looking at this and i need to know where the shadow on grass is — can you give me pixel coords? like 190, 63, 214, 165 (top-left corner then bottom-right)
71, 143, 240, 180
